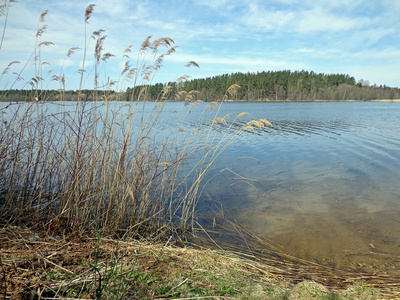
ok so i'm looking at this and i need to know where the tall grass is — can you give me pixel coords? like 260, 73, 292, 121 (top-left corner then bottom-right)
0, 4, 270, 240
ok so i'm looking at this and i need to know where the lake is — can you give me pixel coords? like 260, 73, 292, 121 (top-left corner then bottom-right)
3, 100, 400, 274
191, 101, 400, 274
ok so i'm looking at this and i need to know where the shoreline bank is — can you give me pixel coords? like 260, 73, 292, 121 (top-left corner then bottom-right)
1, 225, 398, 299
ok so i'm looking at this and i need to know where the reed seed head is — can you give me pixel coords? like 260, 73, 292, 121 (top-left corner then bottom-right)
243, 125, 255, 131
177, 75, 191, 83
141, 35, 153, 52
38, 41, 54, 47
40, 9, 49, 22
237, 112, 250, 118
205, 101, 220, 111
212, 114, 230, 124
36, 25, 47, 37
259, 118, 272, 126
67, 47, 80, 57
85, 4, 96, 23
247, 120, 262, 129
226, 84, 240, 97
2, 61, 20, 75
185, 61, 200, 68
212, 117, 226, 124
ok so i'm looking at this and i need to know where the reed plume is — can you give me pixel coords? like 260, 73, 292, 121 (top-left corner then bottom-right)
185, 61, 200, 68
237, 112, 249, 118
85, 4, 96, 23
0, 4, 272, 245
39, 9, 48, 22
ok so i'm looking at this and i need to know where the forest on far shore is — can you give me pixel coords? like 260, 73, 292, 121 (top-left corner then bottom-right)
2, 70, 400, 102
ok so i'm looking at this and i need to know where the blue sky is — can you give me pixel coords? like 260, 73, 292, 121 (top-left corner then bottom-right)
1, 0, 399, 91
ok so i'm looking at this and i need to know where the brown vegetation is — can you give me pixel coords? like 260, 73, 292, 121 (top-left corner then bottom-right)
1, 3, 400, 299
2, 225, 399, 299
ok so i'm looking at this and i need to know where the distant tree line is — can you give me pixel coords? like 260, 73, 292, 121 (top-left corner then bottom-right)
2, 70, 399, 102
0, 89, 118, 102
135, 70, 400, 101
182, 71, 358, 101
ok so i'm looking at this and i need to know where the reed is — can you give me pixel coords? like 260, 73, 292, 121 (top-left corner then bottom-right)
1, 225, 390, 299
0, 4, 269, 242
1, 5, 397, 299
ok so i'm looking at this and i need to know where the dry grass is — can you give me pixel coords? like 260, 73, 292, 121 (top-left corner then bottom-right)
0, 225, 394, 299
1, 4, 399, 300
0, 4, 273, 241
0, 4, 212, 239
224, 84, 241, 100
0, 96, 235, 239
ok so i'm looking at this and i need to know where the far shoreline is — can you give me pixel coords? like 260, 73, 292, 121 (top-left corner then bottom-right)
221, 98, 400, 103
2, 98, 400, 103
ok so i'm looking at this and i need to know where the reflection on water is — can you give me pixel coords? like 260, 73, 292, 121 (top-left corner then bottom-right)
199, 101, 400, 274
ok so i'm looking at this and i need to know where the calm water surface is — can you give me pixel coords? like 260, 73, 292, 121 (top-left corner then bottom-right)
197, 101, 400, 274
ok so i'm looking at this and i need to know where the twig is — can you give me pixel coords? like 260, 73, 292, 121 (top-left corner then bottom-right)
36, 254, 74, 274
171, 278, 188, 290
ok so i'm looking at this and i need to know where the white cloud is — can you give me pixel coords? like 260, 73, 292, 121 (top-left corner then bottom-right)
166, 52, 288, 69
296, 7, 363, 33
306, 0, 364, 10
236, 1, 373, 36
94, 0, 132, 17
193, 0, 234, 10
295, 48, 316, 53
349, 47, 400, 61
1, 0, 399, 89
346, 64, 400, 87
126, 3, 150, 21
347, 27, 396, 48
242, 3, 295, 32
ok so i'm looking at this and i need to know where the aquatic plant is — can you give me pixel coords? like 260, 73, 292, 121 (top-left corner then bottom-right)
0, 4, 269, 241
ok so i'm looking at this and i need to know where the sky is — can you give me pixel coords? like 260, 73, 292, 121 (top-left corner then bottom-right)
1, 0, 399, 91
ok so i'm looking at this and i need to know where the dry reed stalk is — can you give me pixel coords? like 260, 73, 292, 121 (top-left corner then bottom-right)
0, 1, 18, 53
193, 219, 400, 297
5, 7, 380, 299
237, 112, 249, 118
0, 6, 205, 238
1, 222, 398, 299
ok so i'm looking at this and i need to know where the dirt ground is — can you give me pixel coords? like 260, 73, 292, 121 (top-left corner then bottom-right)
1, 225, 400, 299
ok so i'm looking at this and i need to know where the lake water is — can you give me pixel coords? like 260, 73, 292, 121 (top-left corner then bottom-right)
192, 101, 400, 274
3, 100, 400, 273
